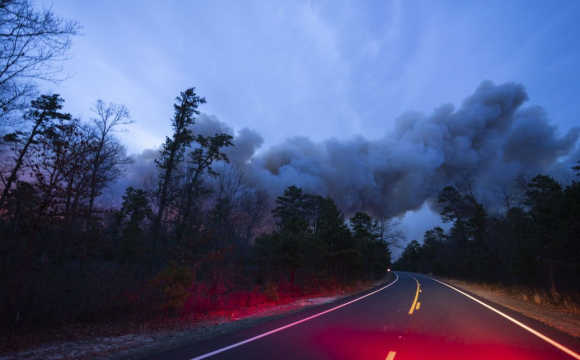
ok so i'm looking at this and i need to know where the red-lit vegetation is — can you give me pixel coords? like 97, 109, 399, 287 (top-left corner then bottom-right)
0, 277, 380, 356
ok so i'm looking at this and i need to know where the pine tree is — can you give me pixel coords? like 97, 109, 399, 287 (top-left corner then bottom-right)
1, 94, 71, 207
153, 88, 205, 230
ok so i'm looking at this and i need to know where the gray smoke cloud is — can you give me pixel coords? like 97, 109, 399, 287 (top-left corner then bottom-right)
123, 81, 580, 216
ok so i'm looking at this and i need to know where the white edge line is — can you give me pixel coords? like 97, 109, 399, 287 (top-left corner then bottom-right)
418, 274, 580, 360
190, 273, 399, 360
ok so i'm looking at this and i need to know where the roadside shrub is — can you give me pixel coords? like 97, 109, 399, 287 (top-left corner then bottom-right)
151, 264, 194, 317
264, 281, 279, 302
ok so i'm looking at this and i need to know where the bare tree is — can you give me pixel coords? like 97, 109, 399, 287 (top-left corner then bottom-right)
456, 172, 477, 199
373, 202, 405, 248
210, 164, 269, 244
59, 121, 93, 226
86, 100, 133, 222
494, 183, 513, 211
0, 0, 80, 123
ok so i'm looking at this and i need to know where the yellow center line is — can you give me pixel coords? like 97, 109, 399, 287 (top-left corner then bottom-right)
408, 274, 420, 314
385, 351, 397, 360
416, 302, 421, 310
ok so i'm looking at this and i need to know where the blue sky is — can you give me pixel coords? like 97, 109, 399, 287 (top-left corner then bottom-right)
40, 0, 580, 246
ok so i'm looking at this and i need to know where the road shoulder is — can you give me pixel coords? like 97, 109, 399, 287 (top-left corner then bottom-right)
430, 277, 580, 339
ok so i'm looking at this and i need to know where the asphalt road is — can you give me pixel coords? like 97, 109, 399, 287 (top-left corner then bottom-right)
145, 272, 580, 360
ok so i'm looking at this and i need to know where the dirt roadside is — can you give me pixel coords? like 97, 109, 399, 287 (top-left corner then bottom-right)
433, 277, 580, 339
0, 273, 395, 360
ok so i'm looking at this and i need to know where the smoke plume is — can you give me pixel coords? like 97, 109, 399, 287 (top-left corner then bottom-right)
126, 81, 580, 216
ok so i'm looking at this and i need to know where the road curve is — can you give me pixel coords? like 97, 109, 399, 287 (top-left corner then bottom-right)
144, 272, 580, 360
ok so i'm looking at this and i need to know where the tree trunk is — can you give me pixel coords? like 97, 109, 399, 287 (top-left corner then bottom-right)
549, 259, 558, 296
0, 121, 42, 206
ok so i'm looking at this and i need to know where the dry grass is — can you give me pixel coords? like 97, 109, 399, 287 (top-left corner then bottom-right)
475, 282, 580, 314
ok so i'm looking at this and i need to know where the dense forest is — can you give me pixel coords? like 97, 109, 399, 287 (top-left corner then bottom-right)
395, 170, 580, 294
0, 0, 394, 333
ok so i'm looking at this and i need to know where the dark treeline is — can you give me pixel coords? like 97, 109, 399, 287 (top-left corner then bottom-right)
0, 0, 394, 331
395, 170, 580, 295
0, 87, 395, 332
257, 186, 392, 287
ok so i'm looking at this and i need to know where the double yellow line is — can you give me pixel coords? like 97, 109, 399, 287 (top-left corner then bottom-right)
384, 273, 421, 360
408, 274, 421, 314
